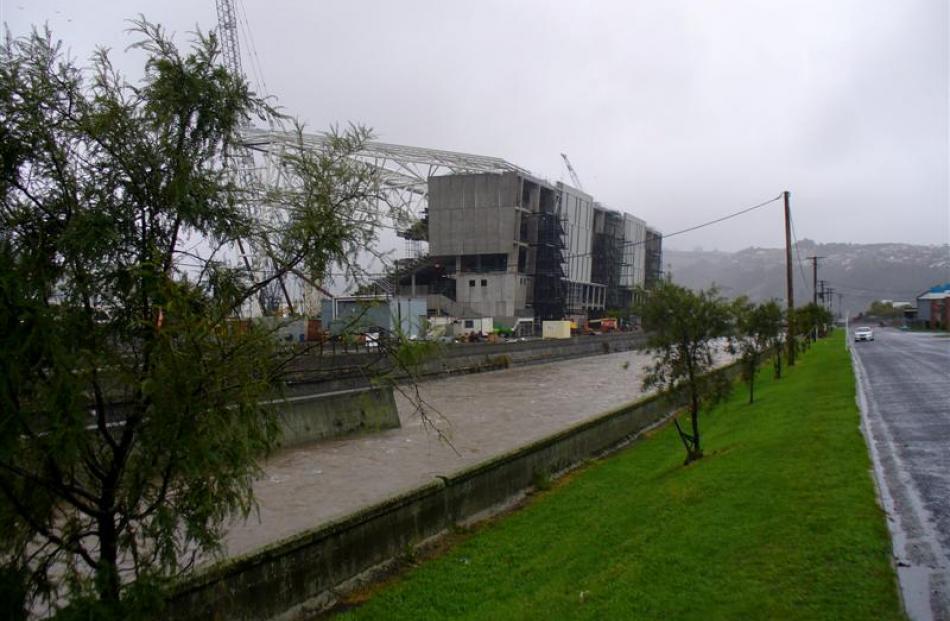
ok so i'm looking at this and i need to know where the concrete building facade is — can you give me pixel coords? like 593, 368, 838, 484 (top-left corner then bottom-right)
557, 182, 595, 284
620, 213, 647, 289
428, 172, 538, 321
425, 171, 661, 326
556, 182, 607, 316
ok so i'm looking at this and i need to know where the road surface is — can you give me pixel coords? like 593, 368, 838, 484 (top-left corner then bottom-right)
851, 328, 950, 620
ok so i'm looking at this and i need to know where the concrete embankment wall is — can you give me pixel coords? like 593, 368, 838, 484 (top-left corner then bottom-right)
273, 387, 400, 448
274, 334, 645, 447
284, 332, 648, 397
167, 363, 737, 621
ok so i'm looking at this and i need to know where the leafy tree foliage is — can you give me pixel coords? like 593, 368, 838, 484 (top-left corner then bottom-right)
0, 22, 394, 616
637, 282, 733, 464
864, 300, 903, 320
732, 299, 785, 404
794, 302, 835, 345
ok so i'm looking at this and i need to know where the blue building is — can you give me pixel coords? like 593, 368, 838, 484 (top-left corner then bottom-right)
916, 283, 950, 329
320, 295, 428, 338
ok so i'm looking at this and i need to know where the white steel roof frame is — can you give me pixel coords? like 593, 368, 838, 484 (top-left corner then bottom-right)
240, 127, 532, 203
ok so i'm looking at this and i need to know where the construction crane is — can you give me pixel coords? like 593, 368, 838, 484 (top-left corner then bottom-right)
214, 0, 244, 80
560, 152, 585, 192
214, 0, 295, 315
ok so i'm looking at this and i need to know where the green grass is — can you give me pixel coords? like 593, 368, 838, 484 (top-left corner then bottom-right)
335, 334, 902, 620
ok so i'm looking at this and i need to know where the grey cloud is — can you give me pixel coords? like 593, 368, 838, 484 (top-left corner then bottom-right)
6, 0, 947, 252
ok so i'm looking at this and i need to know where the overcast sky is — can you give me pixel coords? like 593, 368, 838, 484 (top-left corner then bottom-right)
4, 0, 948, 252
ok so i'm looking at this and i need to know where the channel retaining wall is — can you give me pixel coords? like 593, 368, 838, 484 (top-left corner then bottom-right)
283, 332, 649, 397
167, 362, 738, 621
273, 387, 400, 448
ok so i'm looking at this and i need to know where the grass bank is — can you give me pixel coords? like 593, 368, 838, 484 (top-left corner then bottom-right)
334, 333, 901, 620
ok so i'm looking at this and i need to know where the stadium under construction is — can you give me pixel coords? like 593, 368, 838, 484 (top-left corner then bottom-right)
242, 129, 662, 334
387, 170, 663, 331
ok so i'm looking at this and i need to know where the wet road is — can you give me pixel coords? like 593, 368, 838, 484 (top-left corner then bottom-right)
221, 346, 698, 558
851, 328, 950, 620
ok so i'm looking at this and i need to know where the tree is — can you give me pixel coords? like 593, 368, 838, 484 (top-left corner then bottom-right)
866, 300, 903, 321
794, 302, 834, 346
636, 282, 733, 464
0, 22, 397, 617
772, 306, 787, 379
733, 299, 785, 404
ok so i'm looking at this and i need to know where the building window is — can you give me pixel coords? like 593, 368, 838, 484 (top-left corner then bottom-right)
469, 280, 475, 287
481, 279, 487, 287
461, 253, 507, 273
464, 320, 474, 328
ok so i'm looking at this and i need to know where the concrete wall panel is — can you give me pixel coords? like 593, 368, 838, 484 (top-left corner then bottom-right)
274, 387, 400, 448
429, 173, 520, 257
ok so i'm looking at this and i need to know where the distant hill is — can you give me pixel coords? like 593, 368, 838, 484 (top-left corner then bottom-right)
666, 240, 950, 316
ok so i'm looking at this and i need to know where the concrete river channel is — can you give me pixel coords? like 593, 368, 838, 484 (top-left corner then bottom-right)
222, 346, 668, 558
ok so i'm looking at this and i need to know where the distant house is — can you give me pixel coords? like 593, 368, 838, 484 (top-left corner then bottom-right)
916, 283, 950, 329
889, 301, 917, 324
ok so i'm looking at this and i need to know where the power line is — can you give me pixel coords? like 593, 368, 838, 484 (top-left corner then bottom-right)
174, 194, 785, 285
562, 194, 783, 261
236, 0, 270, 99
787, 209, 811, 299
821, 281, 923, 297
659, 194, 784, 243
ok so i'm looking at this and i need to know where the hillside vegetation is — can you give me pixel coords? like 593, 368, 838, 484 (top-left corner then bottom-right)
668, 239, 949, 312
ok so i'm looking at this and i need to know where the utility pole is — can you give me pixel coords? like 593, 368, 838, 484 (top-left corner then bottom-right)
808, 256, 825, 306
784, 191, 795, 366
808, 256, 825, 341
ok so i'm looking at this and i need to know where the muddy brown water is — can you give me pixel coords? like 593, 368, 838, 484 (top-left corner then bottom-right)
221, 347, 674, 558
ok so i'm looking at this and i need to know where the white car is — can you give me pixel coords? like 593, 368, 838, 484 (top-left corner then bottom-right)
364, 331, 380, 348
854, 327, 874, 342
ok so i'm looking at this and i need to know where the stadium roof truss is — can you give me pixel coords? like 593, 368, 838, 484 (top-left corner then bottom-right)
240, 127, 532, 234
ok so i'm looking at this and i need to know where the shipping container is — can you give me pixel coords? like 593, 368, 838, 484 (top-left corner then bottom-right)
542, 320, 572, 339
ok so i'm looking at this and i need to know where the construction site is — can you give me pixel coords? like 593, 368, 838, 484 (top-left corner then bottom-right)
10, 0, 941, 618
193, 0, 670, 341
2, 0, 687, 611
244, 127, 665, 340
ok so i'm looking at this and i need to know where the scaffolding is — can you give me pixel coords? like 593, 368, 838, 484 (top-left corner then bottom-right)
644, 229, 664, 290
531, 210, 567, 321
592, 210, 627, 309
